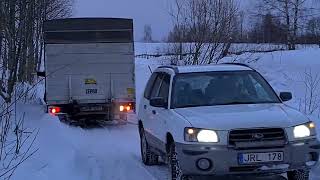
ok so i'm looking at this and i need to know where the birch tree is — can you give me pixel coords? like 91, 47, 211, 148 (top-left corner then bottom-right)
0, 0, 73, 103
0, 0, 73, 178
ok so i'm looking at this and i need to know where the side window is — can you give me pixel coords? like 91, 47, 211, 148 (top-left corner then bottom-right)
158, 74, 170, 103
144, 73, 157, 99
248, 74, 269, 99
149, 74, 164, 99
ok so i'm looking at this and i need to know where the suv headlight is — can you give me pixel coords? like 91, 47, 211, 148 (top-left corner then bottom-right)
185, 128, 219, 143
293, 122, 316, 139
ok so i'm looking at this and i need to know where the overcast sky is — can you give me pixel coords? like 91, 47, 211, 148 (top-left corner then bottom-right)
74, 0, 253, 42
74, 0, 173, 41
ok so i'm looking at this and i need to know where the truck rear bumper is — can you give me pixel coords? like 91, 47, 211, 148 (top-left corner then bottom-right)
176, 138, 320, 176
48, 103, 110, 116
48, 101, 135, 121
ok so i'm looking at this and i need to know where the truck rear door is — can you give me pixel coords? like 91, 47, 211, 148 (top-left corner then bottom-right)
111, 73, 135, 100
70, 74, 110, 103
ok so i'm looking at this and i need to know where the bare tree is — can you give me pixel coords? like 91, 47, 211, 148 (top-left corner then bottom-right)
299, 70, 320, 116
143, 24, 153, 42
0, 109, 39, 180
45, 0, 74, 19
0, 1, 3, 63
257, 0, 314, 50
0, 0, 72, 178
0, 0, 73, 103
239, 11, 246, 41
305, 17, 320, 46
168, 0, 238, 65
248, 13, 286, 43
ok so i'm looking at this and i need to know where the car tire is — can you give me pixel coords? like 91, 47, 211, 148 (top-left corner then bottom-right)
140, 129, 159, 165
287, 169, 309, 180
168, 143, 189, 180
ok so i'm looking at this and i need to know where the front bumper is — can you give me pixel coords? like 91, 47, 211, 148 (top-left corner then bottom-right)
176, 138, 320, 176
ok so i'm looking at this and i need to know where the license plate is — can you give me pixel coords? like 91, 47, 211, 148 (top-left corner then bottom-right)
81, 106, 103, 112
86, 89, 98, 94
239, 152, 284, 164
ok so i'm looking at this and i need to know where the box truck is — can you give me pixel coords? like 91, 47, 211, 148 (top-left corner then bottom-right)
39, 18, 135, 121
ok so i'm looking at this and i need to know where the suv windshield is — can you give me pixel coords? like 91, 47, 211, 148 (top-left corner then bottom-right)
172, 71, 281, 108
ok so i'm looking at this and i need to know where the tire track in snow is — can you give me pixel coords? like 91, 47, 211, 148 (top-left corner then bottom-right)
68, 123, 159, 180
89, 148, 158, 180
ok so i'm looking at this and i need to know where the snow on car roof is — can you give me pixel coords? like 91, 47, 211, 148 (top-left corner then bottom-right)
159, 64, 252, 74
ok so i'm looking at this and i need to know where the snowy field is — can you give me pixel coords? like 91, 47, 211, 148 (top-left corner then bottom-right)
9, 44, 320, 180
134, 43, 319, 56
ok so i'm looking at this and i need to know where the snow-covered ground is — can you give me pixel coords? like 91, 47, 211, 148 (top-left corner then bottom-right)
8, 45, 320, 180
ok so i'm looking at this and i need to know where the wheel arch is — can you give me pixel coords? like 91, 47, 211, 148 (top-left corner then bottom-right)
166, 132, 174, 153
138, 120, 143, 136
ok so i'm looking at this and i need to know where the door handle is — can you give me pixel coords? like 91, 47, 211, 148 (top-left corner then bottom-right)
144, 105, 147, 109
152, 110, 156, 115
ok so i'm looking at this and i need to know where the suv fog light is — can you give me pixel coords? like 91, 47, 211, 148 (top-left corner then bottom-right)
197, 158, 212, 171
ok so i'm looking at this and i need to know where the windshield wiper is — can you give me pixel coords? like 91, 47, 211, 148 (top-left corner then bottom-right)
175, 102, 256, 108
215, 101, 255, 105
174, 104, 202, 108
173, 101, 278, 108
215, 101, 278, 106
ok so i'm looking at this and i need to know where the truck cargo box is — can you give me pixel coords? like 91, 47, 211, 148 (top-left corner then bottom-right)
42, 18, 135, 119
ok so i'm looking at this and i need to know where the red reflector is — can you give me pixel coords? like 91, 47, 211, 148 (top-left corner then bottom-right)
50, 107, 61, 114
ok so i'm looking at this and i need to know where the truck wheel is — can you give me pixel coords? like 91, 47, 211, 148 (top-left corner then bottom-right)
140, 129, 159, 165
287, 170, 309, 180
168, 143, 189, 180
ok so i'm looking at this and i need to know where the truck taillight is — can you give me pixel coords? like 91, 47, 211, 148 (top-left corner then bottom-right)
119, 105, 125, 112
119, 103, 134, 112
49, 107, 61, 115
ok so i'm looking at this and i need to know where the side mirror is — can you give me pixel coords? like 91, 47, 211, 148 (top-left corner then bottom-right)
280, 92, 292, 102
150, 97, 167, 108
37, 71, 46, 77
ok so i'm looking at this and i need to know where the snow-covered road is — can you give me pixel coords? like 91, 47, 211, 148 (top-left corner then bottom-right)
12, 104, 168, 180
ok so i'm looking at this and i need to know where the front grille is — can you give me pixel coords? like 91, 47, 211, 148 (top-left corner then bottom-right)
229, 128, 287, 148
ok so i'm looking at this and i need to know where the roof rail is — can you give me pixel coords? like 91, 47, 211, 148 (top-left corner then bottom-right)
221, 63, 255, 70
157, 65, 179, 73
